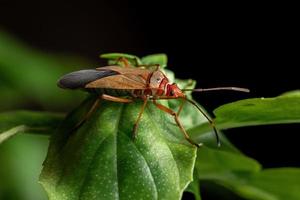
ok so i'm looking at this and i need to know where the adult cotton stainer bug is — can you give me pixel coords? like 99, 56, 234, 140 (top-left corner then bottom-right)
58, 60, 249, 147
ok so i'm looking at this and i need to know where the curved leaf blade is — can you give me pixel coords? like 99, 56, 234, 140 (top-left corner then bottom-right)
100, 53, 139, 60
100, 53, 142, 66
141, 54, 168, 68
196, 146, 261, 179
189, 91, 300, 137
195, 145, 300, 200
185, 171, 202, 200
198, 168, 300, 200
243, 168, 300, 200
40, 98, 197, 200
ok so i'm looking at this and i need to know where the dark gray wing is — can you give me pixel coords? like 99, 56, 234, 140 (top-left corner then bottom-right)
57, 69, 118, 89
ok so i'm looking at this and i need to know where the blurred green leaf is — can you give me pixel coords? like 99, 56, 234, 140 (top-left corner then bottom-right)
100, 53, 168, 68
0, 110, 64, 144
0, 31, 90, 110
141, 54, 168, 68
100, 52, 142, 66
195, 146, 300, 200
184, 145, 257, 199
162, 69, 175, 83
198, 167, 300, 200
174, 78, 196, 96
40, 97, 197, 200
100, 52, 140, 60
239, 168, 300, 200
185, 172, 202, 200
0, 134, 49, 200
189, 91, 300, 139
196, 146, 261, 178
191, 146, 261, 199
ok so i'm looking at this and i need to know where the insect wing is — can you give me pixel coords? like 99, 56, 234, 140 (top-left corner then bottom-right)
96, 66, 150, 78
85, 66, 151, 89
85, 73, 147, 89
57, 69, 118, 89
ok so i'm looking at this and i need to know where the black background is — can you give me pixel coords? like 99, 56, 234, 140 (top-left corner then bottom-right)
1, 1, 299, 199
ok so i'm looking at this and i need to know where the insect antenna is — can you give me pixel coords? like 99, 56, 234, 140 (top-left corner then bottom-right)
182, 87, 250, 93
185, 98, 221, 147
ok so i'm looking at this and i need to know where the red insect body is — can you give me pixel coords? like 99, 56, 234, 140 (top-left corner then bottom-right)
58, 61, 249, 147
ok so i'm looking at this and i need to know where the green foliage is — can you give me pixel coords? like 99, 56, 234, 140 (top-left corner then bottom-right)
100, 53, 168, 68
0, 134, 49, 200
189, 91, 300, 140
197, 146, 261, 176
185, 172, 202, 200
141, 54, 168, 68
40, 99, 197, 200
0, 31, 90, 110
0, 49, 300, 200
196, 147, 300, 200
0, 111, 64, 144
100, 53, 142, 66
0, 31, 89, 199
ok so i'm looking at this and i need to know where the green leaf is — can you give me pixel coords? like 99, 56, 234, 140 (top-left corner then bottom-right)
196, 146, 261, 179
185, 171, 202, 200
0, 134, 49, 200
100, 53, 139, 60
0, 111, 64, 144
186, 146, 258, 199
100, 53, 142, 66
0, 31, 89, 110
40, 97, 197, 200
189, 91, 300, 138
240, 168, 300, 200
100, 53, 167, 67
174, 78, 196, 96
141, 54, 168, 68
198, 168, 300, 200
195, 146, 300, 200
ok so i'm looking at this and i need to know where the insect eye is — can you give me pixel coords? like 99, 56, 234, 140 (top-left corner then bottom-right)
156, 78, 161, 82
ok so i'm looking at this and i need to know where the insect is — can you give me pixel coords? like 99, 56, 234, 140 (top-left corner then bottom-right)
58, 59, 249, 147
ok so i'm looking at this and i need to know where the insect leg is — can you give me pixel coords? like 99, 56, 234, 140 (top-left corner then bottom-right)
152, 100, 201, 147
69, 95, 132, 134
70, 97, 100, 133
185, 98, 220, 147
132, 98, 148, 140
101, 94, 147, 141
117, 57, 130, 67
177, 98, 186, 116
101, 94, 133, 103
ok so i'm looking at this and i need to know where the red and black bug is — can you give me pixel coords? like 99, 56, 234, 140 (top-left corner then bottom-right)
58, 59, 249, 147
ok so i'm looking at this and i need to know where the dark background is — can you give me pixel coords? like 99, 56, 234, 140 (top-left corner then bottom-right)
1, 1, 299, 199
